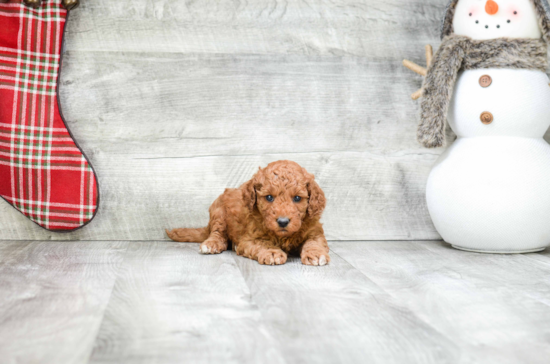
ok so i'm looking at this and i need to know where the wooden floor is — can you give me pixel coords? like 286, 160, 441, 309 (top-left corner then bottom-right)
1, 240, 549, 364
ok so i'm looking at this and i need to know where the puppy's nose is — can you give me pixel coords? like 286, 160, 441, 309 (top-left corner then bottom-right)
277, 217, 290, 228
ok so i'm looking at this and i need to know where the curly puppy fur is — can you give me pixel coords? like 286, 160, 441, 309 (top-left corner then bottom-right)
419, 35, 547, 148
166, 160, 329, 266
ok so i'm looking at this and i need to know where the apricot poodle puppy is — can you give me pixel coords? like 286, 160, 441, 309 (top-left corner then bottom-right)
166, 160, 329, 266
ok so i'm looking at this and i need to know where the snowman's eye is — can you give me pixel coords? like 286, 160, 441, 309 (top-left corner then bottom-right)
514, 11, 518, 15
469, 13, 472, 16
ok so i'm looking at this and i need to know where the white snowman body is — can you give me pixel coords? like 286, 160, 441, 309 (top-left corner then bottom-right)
426, 0, 550, 252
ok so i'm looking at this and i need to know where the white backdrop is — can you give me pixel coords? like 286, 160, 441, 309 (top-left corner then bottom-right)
2, 0, 547, 241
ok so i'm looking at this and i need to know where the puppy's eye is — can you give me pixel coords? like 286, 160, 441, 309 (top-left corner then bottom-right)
293, 196, 302, 202
266, 195, 274, 202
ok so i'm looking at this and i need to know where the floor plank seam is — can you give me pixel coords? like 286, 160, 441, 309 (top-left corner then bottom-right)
83, 241, 131, 364
229, 252, 292, 364
328, 244, 460, 346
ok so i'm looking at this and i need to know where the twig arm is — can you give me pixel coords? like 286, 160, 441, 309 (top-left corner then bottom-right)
411, 89, 423, 101
425, 45, 433, 68
402, 59, 427, 77
403, 44, 433, 100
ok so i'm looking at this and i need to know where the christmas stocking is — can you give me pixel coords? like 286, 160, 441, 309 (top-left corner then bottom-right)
0, 0, 99, 231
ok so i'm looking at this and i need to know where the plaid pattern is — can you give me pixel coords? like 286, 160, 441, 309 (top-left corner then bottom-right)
0, 0, 98, 231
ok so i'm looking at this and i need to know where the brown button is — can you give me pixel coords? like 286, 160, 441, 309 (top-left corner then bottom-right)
480, 112, 493, 125
479, 75, 492, 88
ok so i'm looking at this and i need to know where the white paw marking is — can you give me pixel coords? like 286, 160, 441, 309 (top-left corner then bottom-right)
275, 257, 281, 265
312, 259, 319, 266
200, 245, 211, 254
319, 255, 327, 266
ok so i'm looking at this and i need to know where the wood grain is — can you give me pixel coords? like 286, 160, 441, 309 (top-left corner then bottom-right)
89, 242, 283, 364
1, 240, 549, 363
0, 0, 548, 240
0, 241, 127, 364
63, 0, 445, 56
233, 250, 459, 364
0, 0, 446, 241
330, 241, 550, 364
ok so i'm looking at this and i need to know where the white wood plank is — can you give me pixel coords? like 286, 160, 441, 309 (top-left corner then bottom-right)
89, 242, 284, 364
233, 251, 459, 364
0, 151, 440, 241
65, 0, 445, 56
58, 52, 435, 157
0, 240, 127, 364
330, 241, 550, 364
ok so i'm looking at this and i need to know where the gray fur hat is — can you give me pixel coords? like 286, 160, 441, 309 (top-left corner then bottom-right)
440, 0, 550, 41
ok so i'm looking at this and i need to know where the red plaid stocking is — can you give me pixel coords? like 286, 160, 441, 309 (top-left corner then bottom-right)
0, 0, 98, 231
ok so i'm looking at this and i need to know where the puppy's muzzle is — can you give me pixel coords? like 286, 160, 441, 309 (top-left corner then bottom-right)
277, 217, 290, 228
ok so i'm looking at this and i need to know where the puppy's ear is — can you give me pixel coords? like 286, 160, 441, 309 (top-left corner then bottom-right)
243, 167, 263, 212
305, 171, 326, 219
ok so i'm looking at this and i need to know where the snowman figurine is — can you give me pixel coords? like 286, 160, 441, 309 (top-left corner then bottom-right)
404, 0, 550, 253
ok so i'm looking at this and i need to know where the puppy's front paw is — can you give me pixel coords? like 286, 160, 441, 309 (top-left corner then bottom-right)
257, 249, 287, 265
301, 248, 330, 266
199, 238, 227, 255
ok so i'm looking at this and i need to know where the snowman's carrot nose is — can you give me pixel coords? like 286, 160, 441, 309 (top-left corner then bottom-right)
485, 0, 499, 15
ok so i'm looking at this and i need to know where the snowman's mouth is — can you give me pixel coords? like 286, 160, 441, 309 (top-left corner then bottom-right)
470, 13, 513, 31
474, 20, 512, 30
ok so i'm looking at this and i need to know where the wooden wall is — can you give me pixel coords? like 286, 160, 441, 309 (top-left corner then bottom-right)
2, 0, 546, 241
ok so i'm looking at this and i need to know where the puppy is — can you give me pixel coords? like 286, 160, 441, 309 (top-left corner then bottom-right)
167, 160, 330, 266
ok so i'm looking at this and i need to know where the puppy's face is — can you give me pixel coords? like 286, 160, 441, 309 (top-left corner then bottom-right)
256, 180, 309, 237
248, 161, 326, 237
